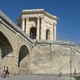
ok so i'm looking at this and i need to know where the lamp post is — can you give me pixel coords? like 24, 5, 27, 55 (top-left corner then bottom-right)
70, 59, 72, 77
50, 43, 52, 74
70, 45, 72, 78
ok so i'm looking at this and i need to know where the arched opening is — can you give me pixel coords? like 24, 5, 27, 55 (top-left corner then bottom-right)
18, 45, 29, 67
46, 29, 50, 40
30, 27, 36, 39
0, 31, 13, 59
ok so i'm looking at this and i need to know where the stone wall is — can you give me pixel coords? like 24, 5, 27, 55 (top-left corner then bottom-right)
30, 40, 80, 75
0, 10, 80, 76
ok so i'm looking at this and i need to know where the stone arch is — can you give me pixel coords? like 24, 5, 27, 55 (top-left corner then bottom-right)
0, 31, 13, 59
46, 29, 50, 40
18, 45, 29, 67
30, 27, 36, 39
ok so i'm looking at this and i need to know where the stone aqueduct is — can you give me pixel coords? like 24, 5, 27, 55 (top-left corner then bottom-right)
0, 9, 80, 75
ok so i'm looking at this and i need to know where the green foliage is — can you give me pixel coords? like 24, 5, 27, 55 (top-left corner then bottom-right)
75, 76, 80, 80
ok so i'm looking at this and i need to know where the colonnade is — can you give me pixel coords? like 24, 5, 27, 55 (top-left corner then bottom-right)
21, 16, 56, 40
22, 17, 43, 40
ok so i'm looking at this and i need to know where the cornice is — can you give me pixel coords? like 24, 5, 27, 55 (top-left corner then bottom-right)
21, 9, 58, 20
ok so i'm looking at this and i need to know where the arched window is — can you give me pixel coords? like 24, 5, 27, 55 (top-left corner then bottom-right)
30, 27, 36, 39
46, 29, 50, 40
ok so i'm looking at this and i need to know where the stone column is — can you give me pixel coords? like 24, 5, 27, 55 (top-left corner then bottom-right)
54, 26, 56, 40
26, 18, 29, 35
36, 17, 40, 40
53, 23, 56, 40
41, 17, 45, 39
50, 28, 53, 40
22, 18, 25, 32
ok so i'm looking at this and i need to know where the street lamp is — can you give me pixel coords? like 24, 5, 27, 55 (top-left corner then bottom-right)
70, 45, 72, 77
70, 59, 72, 77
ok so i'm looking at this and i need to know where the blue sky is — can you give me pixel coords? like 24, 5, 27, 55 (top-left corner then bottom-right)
0, 0, 80, 45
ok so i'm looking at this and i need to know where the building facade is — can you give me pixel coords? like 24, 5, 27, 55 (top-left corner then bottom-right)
18, 9, 57, 40
0, 9, 80, 76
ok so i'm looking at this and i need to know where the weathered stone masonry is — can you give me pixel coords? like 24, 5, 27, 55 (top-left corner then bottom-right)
0, 10, 80, 75
30, 41, 80, 75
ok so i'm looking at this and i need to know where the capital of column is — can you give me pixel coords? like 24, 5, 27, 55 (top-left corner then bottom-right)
53, 23, 57, 27
40, 16, 44, 25
26, 17, 29, 25
21, 17, 29, 21
41, 16, 44, 19
26, 17, 29, 20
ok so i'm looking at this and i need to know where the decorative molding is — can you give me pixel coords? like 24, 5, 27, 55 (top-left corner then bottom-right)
21, 9, 58, 20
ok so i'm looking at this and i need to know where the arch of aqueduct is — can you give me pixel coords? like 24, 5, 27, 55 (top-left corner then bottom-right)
0, 9, 80, 75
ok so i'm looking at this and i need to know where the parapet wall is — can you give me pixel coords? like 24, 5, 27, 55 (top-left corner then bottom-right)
30, 40, 80, 75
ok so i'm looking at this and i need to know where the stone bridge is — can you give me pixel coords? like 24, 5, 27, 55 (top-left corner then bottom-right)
0, 10, 34, 74
0, 10, 80, 76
